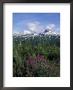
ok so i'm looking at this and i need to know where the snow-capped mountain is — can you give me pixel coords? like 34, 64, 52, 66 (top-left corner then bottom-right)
43, 29, 60, 36
13, 28, 60, 38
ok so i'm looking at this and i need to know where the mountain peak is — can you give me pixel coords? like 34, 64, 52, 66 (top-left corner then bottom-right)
13, 28, 60, 37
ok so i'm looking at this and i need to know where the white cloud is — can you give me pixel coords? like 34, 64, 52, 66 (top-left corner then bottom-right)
46, 24, 56, 31
24, 30, 31, 35
14, 21, 60, 35
26, 21, 44, 34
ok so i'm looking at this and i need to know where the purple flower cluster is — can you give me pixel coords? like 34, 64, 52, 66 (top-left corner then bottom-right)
26, 54, 47, 65
25, 54, 50, 76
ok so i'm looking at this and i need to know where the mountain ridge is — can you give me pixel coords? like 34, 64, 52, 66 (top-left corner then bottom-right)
13, 28, 60, 37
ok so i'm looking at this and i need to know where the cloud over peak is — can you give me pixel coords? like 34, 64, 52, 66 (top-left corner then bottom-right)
26, 21, 44, 34
14, 20, 60, 35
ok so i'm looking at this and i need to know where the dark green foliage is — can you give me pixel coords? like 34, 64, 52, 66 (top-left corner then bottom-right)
13, 35, 60, 77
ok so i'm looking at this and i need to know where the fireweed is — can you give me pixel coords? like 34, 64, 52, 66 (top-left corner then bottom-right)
26, 54, 50, 77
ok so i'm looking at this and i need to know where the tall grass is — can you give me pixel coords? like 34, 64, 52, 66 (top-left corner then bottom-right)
13, 35, 60, 77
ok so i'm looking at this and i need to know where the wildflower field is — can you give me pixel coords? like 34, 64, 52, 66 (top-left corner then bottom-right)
13, 35, 60, 77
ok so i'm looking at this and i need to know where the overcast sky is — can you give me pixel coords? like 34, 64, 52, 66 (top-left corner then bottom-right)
13, 13, 60, 34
